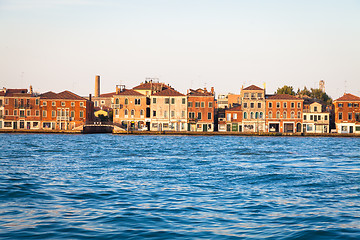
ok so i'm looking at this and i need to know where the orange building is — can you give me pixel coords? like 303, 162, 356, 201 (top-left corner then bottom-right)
187, 88, 215, 132
0, 87, 41, 130
225, 105, 243, 132
112, 86, 149, 130
266, 94, 303, 133
39, 91, 94, 130
228, 94, 241, 108
333, 93, 360, 134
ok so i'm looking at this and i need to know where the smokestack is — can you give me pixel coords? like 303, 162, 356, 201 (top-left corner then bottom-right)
95, 75, 100, 97
29, 85, 33, 94
211, 87, 214, 95
89, 93, 92, 102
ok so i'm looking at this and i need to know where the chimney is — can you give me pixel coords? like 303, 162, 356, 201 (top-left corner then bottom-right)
29, 85, 33, 94
89, 93, 92, 101
211, 87, 214, 95
95, 75, 100, 97
204, 87, 207, 92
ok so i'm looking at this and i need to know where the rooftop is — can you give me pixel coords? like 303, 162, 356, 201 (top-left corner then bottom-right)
243, 85, 263, 91
114, 89, 145, 96
267, 94, 302, 100
334, 93, 360, 102
40, 90, 87, 100
152, 88, 185, 97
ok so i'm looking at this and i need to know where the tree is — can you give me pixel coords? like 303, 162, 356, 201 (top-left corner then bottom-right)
310, 88, 332, 105
276, 85, 295, 95
297, 86, 311, 97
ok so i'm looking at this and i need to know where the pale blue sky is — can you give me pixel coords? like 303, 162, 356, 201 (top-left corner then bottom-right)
1, 0, 359, 99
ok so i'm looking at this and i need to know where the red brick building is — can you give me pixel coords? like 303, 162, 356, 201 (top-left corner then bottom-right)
187, 88, 215, 132
225, 105, 243, 132
0, 87, 41, 129
333, 93, 360, 134
39, 91, 94, 130
266, 94, 303, 133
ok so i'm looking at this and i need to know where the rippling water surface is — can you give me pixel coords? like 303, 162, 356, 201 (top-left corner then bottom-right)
0, 134, 359, 239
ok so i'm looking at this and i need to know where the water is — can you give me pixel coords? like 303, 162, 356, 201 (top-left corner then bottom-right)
0, 134, 359, 239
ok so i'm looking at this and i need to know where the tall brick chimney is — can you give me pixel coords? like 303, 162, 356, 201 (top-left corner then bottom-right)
95, 75, 100, 97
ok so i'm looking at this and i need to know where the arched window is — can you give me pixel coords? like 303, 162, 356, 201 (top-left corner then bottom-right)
124, 109, 128, 117
125, 98, 129, 105
250, 112, 254, 119
140, 110, 144, 116
131, 109, 135, 117
243, 112, 247, 119
283, 111, 287, 119
268, 111, 273, 119
115, 109, 119, 115
291, 111, 295, 119
115, 98, 119, 104
255, 112, 259, 119
276, 111, 280, 119
297, 111, 301, 119
259, 112, 263, 119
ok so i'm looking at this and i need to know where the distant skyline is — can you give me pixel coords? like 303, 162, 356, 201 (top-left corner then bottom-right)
1, 0, 359, 99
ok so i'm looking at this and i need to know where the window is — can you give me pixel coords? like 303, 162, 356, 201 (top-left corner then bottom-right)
27, 110, 31, 116
189, 112, 195, 119
201, 102, 205, 108
348, 103, 353, 107
276, 102, 280, 108
182, 98, 186, 104
233, 113, 237, 119
276, 111, 280, 118
354, 103, 359, 108
125, 99, 129, 105
255, 112, 259, 119
124, 109, 128, 117
52, 110, 56, 117
5, 110, 8, 116
291, 102, 295, 108
208, 112, 212, 120
165, 98, 170, 104
338, 103, 343, 107
257, 93, 262, 98
310, 115, 314, 120
283, 111, 287, 119
101, 100, 105, 104
314, 106, 318, 112
258, 103, 261, 108
208, 102, 213, 108
338, 112, 343, 120
268, 102, 272, 108
198, 112, 202, 120
297, 111, 301, 118
61, 102, 65, 106
43, 101, 47, 106
227, 113, 231, 121
42, 110, 47, 117
36, 110, 39, 116
153, 98, 157, 104
14, 110, 17, 116
52, 101, 56, 106
171, 98, 175, 104
80, 102, 84, 107
297, 102, 301, 108
80, 111, 84, 118
131, 110, 135, 117
314, 115, 317, 121
325, 115, 328, 121
269, 111, 273, 118
71, 102, 75, 107
153, 110, 156, 117
304, 115, 307, 120
35, 99, 39, 105
171, 111, 175, 117
140, 110, 144, 116
250, 112, 254, 119
355, 113, 360, 121
243, 103, 248, 108
260, 112, 263, 119
244, 93, 249, 98
164, 110, 168, 118
71, 111, 75, 118
195, 102, 200, 108
283, 102, 287, 108
250, 103, 254, 108
135, 99, 140, 105
251, 93, 256, 99
243, 112, 247, 119
182, 111, 185, 118
291, 111, 295, 118
348, 112, 352, 120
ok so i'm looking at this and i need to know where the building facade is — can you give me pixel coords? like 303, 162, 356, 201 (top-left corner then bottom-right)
187, 88, 215, 132
225, 105, 243, 132
333, 93, 360, 134
150, 88, 187, 131
303, 101, 330, 133
266, 94, 303, 133
240, 85, 266, 132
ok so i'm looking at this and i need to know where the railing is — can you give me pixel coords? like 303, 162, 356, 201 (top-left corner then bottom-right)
57, 116, 69, 121
14, 104, 33, 109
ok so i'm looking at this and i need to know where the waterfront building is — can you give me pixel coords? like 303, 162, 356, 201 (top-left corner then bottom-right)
217, 94, 228, 109
133, 79, 169, 97
228, 93, 241, 108
265, 94, 303, 133
303, 100, 330, 133
187, 88, 215, 132
112, 85, 149, 130
240, 85, 266, 132
0, 87, 41, 130
39, 91, 94, 130
150, 88, 187, 131
333, 93, 360, 134
225, 105, 243, 132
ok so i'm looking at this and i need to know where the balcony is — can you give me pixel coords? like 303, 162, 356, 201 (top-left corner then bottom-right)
57, 116, 70, 121
14, 104, 33, 109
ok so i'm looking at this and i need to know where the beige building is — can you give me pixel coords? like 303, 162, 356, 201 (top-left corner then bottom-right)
303, 101, 330, 133
240, 85, 266, 132
150, 88, 187, 131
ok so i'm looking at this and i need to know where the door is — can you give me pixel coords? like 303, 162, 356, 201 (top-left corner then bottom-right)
203, 124, 208, 132
13, 122, 17, 129
20, 121, 25, 129
296, 123, 302, 133
350, 126, 354, 133
27, 122, 31, 129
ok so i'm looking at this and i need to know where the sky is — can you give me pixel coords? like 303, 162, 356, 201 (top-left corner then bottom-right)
0, 0, 359, 99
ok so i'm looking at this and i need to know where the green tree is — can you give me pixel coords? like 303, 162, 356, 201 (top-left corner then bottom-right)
310, 88, 332, 105
297, 86, 311, 97
276, 85, 295, 95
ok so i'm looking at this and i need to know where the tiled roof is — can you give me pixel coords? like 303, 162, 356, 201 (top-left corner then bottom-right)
152, 88, 185, 97
0, 88, 29, 97
114, 89, 145, 96
99, 92, 116, 98
243, 85, 263, 91
133, 82, 168, 90
334, 93, 360, 102
226, 105, 242, 111
267, 94, 302, 100
188, 88, 214, 97
40, 90, 87, 100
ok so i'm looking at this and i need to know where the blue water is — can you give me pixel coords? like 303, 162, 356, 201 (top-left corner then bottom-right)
0, 134, 359, 239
